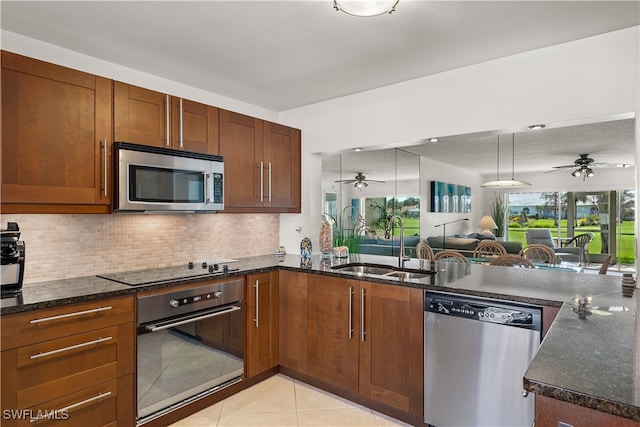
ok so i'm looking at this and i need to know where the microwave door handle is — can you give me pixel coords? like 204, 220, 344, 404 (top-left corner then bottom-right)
205, 173, 212, 204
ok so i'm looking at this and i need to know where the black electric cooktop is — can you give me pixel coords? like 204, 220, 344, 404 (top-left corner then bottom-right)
97, 259, 239, 287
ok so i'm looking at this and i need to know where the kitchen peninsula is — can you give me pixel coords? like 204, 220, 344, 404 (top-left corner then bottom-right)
1, 254, 638, 426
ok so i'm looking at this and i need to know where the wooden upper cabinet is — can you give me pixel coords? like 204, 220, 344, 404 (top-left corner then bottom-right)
1, 51, 112, 213
264, 121, 301, 210
114, 82, 219, 154
219, 109, 265, 208
219, 109, 301, 213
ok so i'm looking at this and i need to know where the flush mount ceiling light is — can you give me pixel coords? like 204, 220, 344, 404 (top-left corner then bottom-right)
333, 0, 399, 16
528, 124, 546, 131
481, 134, 532, 188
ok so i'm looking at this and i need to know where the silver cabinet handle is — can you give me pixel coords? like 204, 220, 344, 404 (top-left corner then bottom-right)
30, 391, 112, 423
259, 161, 264, 202
268, 162, 272, 202
146, 305, 241, 332
29, 306, 112, 324
254, 279, 259, 327
31, 336, 113, 360
165, 94, 170, 147
179, 97, 184, 148
102, 138, 108, 197
348, 286, 354, 339
361, 288, 366, 342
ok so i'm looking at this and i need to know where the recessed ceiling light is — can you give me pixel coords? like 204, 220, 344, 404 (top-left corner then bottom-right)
428, 138, 439, 143
352, 147, 364, 152
528, 124, 546, 130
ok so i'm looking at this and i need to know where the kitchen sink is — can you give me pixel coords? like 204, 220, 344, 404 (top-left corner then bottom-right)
331, 263, 396, 276
331, 263, 435, 280
383, 270, 432, 279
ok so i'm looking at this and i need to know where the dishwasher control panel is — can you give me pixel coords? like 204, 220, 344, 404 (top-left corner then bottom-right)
424, 291, 541, 330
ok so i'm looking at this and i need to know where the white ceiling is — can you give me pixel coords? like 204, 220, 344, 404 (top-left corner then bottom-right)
2, 1, 638, 173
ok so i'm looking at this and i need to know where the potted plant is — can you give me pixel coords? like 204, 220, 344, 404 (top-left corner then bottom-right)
322, 206, 368, 254
488, 192, 508, 239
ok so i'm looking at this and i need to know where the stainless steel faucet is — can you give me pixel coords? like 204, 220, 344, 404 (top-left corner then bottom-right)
385, 214, 410, 268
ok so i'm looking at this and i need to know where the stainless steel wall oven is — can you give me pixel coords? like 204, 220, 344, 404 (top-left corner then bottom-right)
135, 279, 244, 425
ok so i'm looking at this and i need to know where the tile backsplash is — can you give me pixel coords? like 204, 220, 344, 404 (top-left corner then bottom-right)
1, 213, 279, 283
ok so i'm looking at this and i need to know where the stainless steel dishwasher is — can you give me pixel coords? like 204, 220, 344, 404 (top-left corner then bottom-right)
424, 291, 541, 427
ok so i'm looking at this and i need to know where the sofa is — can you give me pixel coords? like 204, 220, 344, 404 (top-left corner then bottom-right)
358, 235, 422, 257
426, 233, 522, 256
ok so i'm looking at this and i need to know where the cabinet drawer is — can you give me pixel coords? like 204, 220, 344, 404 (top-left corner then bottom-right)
9, 323, 134, 409
1, 295, 134, 350
8, 374, 134, 427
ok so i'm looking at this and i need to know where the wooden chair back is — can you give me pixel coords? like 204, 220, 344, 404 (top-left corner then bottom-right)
416, 242, 435, 260
434, 250, 470, 263
520, 244, 557, 265
599, 254, 614, 275
489, 254, 535, 268
473, 240, 507, 258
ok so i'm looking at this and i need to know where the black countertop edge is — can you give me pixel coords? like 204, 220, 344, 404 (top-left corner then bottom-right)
523, 378, 640, 422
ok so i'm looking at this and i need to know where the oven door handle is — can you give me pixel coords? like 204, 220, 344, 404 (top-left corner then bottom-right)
145, 305, 242, 332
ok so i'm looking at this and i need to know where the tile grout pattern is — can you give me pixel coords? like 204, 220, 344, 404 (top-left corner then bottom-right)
169, 374, 413, 427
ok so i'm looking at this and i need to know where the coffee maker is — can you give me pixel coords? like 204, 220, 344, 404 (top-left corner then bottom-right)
1, 222, 25, 294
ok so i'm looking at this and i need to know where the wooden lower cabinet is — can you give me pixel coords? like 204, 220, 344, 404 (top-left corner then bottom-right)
307, 274, 360, 391
302, 274, 424, 418
0, 295, 135, 427
246, 272, 279, 378
535, 394, 639, 427
278, 270, 308, 374
359, 281, 424, 416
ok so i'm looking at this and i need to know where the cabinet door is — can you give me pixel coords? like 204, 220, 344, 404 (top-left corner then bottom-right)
278, 270, 308, 374
359, 282, 424, 417
219, 109, 264, 208
263, 121, 301, 211
1, 52, 112, 213
114, 82, 169, 148
171, 97, 220, 154
307, 274, 359, 392
246, 271, 279, 378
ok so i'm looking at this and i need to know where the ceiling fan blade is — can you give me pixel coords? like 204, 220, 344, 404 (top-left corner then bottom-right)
550, 165, 576, 169
365, 179, 386, 183
544, 168, 572, 174
334, 179, 357, 183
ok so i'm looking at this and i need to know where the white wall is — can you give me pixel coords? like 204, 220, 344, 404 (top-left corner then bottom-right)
0, 31, 279, 122
279, 26, 640, 255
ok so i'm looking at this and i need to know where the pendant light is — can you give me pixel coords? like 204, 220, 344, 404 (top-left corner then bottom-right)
481, 133, 531, 188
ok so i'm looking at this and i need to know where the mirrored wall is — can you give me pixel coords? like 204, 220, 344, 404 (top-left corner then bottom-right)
321, 148, 420, 239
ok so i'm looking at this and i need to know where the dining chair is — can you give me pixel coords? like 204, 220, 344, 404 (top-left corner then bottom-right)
520, 244, 558, 265
561, 232, 594, 265
525, 229, 582, 264
489, 254, 535, 268
473, 240, 507, 258
598, 254, 614, 275
434, 250, 470, 263
416, 242, 435, 261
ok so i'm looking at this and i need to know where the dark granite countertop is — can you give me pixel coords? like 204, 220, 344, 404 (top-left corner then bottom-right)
1, 253, 636, 420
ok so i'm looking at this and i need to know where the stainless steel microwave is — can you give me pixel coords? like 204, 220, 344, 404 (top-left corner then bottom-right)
114, 142, 224, 212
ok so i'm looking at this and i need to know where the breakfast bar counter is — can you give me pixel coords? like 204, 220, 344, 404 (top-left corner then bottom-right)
2, 253, 638, 422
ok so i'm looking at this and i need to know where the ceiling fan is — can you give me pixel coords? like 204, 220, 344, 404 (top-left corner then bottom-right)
547, 154, 630, 180
335, 172, 385, 190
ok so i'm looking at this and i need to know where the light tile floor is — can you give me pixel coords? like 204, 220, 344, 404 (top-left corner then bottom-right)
169, 374, 413, 427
